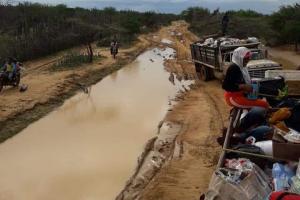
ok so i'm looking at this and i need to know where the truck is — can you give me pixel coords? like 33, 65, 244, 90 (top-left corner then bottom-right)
190, 39, 282, 81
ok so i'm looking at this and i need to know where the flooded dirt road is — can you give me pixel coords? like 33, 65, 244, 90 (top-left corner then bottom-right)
0, 48, 193, 200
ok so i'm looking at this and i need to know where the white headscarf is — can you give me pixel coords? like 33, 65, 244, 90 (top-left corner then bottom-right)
232, 47, 251, 84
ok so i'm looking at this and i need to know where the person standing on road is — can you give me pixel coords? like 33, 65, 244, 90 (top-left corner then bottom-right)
222, 47, 269, 109
110, 39, 119, 59
221, 12, 229, 36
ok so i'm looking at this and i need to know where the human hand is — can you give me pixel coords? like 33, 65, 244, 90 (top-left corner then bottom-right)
239, 84, 253, 93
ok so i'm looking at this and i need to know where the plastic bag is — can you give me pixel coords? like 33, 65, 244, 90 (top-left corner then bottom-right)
225, 158, 254, 173
205, 162, 272, 200
254, 140, 273, 156
289, 160, 300, 194
284, 129, 300, 143
204, 38, 214, 45
290, 176, 300, 194
272, 163, 296, 191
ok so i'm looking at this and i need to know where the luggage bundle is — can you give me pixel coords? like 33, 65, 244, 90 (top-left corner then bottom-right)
204, 98, 300, 200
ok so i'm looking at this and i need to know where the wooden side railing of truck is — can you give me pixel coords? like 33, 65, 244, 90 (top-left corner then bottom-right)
190, 44, 220, 69
190, 42, 261, 70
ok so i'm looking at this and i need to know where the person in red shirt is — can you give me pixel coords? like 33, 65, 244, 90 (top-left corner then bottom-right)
222, 47, 269, 109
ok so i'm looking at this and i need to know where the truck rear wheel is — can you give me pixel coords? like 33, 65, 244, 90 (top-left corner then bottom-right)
198, 65, 213, 81
208, 67, 215, 80
195, 63, 214, 81
199, 66, 209, 81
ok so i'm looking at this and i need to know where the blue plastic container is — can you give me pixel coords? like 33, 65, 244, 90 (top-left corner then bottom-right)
247, 81, 259, 100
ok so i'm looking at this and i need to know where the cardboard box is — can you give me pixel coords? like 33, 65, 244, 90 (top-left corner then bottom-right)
273, 133, 300, 161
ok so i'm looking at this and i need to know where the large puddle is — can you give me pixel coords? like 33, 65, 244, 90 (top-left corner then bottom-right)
0, 48, 193, 200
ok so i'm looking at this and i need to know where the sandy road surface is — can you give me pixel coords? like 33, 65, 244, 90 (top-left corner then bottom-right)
269, 48, 300, 69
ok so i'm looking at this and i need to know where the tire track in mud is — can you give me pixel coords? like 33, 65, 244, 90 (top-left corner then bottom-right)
204, 87, 225, 130
186, 82, 226, 168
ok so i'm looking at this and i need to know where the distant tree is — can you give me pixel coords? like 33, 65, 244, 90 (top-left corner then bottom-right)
143, 11, 158, 28
270, 3, 300, 51
122, 15, 141, 35
283, 20, 300, 51
103, 7, 117, 24
181, 7, 210, 23
72, 19, 102, 62
228, 9, 263, 18
0, 3, 176, 61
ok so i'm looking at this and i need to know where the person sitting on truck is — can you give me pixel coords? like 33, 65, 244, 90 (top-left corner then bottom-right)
222, 47, 269, 109
221, 12, 229, 36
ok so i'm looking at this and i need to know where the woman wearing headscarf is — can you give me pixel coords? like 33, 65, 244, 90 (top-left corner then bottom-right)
222, 47, 272, 144
222, 47, 269, 108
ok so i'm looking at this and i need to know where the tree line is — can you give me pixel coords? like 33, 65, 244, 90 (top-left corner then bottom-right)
181, 4, 300, 51
0, 2, 298, 63
0, 2, 177, 62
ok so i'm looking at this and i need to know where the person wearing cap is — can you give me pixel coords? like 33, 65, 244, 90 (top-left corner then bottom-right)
222, 47, 269, 108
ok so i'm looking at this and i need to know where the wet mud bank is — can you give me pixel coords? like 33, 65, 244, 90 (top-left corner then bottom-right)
116, 122, 183, 200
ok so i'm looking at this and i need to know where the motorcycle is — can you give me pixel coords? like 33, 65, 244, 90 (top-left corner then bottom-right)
0, 68, 21, 93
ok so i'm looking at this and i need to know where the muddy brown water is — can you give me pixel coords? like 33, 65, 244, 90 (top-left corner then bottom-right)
0, 48, 193, 200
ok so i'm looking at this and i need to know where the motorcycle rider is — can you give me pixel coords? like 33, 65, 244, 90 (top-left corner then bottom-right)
2, 57, 17, 81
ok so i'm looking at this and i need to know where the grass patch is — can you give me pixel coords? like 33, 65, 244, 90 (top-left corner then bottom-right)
51, 51, 104, 71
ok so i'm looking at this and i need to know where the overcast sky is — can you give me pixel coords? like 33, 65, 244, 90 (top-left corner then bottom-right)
17, 0, 300, 14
